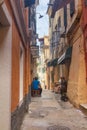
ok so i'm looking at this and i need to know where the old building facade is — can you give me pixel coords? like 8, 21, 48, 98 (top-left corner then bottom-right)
38, 36, 50, 89
47, 0, 87, 108
0, 0, 39, 130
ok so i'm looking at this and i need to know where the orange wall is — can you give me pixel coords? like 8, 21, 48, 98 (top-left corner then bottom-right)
5, 0, 31, 112
5, 0, 20, 112
11, 21, 20, 112
24, 46, 29, 95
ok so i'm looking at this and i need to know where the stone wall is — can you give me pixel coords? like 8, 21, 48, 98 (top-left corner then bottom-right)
11, 93, 31, 130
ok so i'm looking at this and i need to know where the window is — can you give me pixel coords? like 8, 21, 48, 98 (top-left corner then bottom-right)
70, 0, 75, 17
57, 17, 61, 32
49, 17, 51, 27
64, 5, 67, 28
28, 8, 31, 28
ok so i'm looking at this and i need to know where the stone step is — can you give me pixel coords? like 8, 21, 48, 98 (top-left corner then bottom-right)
80, 104, 87, 109
80, 104, 87, 115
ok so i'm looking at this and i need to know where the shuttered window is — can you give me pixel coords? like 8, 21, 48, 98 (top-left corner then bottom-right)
28, 8, 31, 28
64, 5, 67, 28
70, 0, 75, 17
24, 0, 35, 7
58, 17, 61, 30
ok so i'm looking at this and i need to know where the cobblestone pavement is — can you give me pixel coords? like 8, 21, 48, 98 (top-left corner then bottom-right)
21, 90, 87, 130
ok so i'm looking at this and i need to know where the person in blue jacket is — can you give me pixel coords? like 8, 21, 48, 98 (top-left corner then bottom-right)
31, 77, 42, 95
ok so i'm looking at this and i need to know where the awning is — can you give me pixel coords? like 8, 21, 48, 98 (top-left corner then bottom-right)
24, 0, 35, 7
58, 47, 72, 64
47, 58, 58, 67
52, 58, 58, 66
47, 61, 52, 67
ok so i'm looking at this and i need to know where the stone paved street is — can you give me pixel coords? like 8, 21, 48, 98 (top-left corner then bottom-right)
21, 90, 87, 130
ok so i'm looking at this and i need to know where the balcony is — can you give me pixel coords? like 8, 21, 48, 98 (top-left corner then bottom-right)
67, 0, 82, 34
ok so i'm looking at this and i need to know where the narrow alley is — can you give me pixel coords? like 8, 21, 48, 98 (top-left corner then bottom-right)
21, 90, 87, 130
1, 1, 87, 130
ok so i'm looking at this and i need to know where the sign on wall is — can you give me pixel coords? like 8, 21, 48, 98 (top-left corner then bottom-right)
30, 45, 39, 58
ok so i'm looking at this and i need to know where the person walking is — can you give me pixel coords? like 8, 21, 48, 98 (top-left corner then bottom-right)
31, 77, 42, 96
60, 77, 68, 101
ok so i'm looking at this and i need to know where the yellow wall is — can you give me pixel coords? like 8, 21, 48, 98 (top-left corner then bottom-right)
11, 20, 20, 111
67, 27, 87, 107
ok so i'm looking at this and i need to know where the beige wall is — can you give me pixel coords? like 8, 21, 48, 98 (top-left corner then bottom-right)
67, 38, 80, 107
0, 26, 12, 130
78, 35, 87, 104
0, 27, 12, 130
44, 36, 50, 59
0, 3, 12, 130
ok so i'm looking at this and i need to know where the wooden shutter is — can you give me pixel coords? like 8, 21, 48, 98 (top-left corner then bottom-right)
70, 0, 75, 17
